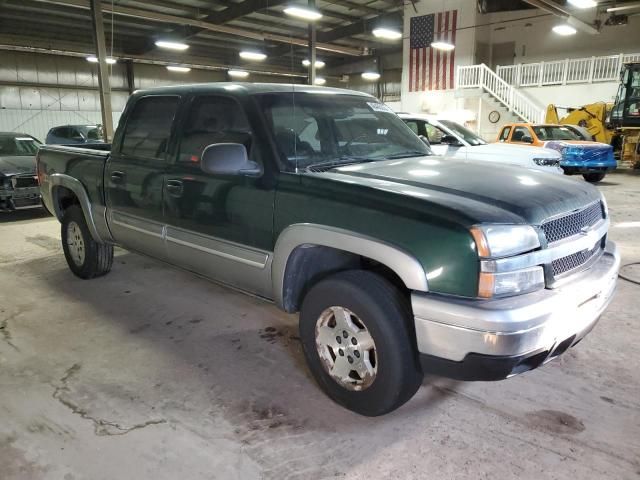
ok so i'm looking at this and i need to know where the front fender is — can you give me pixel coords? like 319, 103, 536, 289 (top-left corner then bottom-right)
272, 223, 429, 310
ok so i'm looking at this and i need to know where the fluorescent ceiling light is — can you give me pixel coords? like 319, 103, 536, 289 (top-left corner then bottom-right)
228, 69, 250, 78
314, 77, 326, 85
362, 71, 381, 81
302, 59, 325, 68
87, 56, 116, 64
552, 24, 577, 35
567, 0, 597, 8
239, 50, 267, 61
430, 41, 455, 51
155, 40, 189, 50
284, 6, 323, 21
166, 65, 191, 72
372, 28, 402, 40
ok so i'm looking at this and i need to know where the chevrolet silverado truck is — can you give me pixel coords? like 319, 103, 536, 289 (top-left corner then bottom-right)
37, 84, 620, 416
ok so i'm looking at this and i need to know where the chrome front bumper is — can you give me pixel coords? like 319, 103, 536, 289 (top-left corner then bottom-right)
412, 241, 620, 364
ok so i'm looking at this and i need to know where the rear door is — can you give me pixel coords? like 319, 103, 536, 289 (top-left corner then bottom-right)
105, 94, 181, 260
162, 94, 276, 297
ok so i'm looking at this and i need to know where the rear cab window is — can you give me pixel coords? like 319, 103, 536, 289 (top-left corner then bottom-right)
498, 126, 511, 142
511, 126, 531, 143
121, 96, 180, 160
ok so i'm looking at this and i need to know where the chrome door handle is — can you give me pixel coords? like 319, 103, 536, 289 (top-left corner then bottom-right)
110, 171, 125, 184
166, 179, 184, 197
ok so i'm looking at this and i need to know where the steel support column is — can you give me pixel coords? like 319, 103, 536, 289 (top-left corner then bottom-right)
308, 0, 316, 85
90, 0, 114, 141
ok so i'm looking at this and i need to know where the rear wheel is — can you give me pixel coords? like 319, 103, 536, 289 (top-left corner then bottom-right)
583, 172, 606, 183
61, 205, 113, 279
299, 270, 422, 416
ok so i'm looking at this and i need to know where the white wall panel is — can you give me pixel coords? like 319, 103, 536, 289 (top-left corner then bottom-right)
0, 109, 122, 142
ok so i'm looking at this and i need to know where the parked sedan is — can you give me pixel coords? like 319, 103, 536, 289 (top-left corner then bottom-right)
398, 113, 563, 174
0, 132, 42, 211
45, 124, 104, 145
496, 123, 617, 183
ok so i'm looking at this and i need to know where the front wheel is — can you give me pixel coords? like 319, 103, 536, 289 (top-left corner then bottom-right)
61, 205, 113, 279
299, 270, 422, 416
583, 172, 606, 183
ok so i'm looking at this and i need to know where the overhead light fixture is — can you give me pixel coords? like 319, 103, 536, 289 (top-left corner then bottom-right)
567, 0, 597, 8
552, 24, 577, 35
302, 59, 325, 68
362, 71, 381, 81
430, 41, 455, 51
372, 28, 402, 40
228, 69, 250, 78
314, 77, 326, 85
87, 56, 116, 64
155, 40, 189, 51
166, 65, 191, 72
284, 6, 323, 21
239, 50, 267, 61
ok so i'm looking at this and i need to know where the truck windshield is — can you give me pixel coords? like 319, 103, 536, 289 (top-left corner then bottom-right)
258, 93, 430, 171
439, 120, 487, 146
0, 135, 41, 156
532, 126, 579, 141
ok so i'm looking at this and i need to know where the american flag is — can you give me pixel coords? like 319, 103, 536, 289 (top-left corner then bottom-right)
409, 10, 458, 92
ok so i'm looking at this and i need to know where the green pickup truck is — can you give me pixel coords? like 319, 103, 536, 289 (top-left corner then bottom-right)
37, 84, 620, 416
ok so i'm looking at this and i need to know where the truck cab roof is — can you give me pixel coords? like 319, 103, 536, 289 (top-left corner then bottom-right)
132, 82, 375, 99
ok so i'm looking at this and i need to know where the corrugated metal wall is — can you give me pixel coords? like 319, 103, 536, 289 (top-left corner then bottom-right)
0, 50, 304, 141
0, 51, 129, 141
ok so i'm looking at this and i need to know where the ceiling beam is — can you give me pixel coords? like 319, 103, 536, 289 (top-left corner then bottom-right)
30, 0, 365, 55
317, 12, 401, 43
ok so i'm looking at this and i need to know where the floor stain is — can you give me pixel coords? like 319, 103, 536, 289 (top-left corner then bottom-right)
526, 409, 586, 435
25, 235, 60, 251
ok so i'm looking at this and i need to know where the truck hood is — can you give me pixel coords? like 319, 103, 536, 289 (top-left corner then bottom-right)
0, 155, 37, 176
317, 156, 600, 225
474, 143, 560, 158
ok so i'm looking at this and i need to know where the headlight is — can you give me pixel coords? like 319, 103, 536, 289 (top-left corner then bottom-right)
533, 157, 560, 166
470, 224, 540, 258
478, 267, 545, 298
471, 224, 544, 298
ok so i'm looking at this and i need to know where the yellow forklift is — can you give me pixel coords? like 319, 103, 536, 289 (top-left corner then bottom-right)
545, 62, 640, 167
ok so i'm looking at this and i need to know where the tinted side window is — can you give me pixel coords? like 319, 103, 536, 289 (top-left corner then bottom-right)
121, 96, 180, 160
511, 126, 530, 142
405, 120, 419, 135
178, 96, 251, 164
499, 127, 511, 141
425, 123, 445, 144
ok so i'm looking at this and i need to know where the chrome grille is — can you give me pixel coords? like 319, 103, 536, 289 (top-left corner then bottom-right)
552, 240, 603, 277
541, 201, 603, 244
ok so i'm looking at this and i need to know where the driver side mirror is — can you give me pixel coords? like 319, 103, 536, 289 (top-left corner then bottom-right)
418, 135, 430, 145
521, 135, 534, 144
440, 134, 462, 146
201, 143, 262, 177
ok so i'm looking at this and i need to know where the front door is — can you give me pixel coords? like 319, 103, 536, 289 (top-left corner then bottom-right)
105, 94, 181, 260
163, 94, 276, 298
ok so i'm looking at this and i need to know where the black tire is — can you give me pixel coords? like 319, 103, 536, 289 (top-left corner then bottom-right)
583, 172, 606, 183
299, 270, 422, 416
61, 205, 113, 279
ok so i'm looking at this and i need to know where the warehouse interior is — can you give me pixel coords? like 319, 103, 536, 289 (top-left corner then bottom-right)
1, 1, 639, 479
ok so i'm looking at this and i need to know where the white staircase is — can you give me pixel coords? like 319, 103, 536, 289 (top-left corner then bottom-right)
456, 64, 545, 123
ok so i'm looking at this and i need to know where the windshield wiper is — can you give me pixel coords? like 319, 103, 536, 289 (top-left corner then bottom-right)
305, 156, 376, 172
383, 150, 428, 160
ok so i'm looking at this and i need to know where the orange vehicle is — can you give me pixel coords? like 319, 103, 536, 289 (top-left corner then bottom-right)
496, 123, 617, 183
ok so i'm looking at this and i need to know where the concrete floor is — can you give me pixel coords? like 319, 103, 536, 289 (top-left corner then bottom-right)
1, 172, 639, 480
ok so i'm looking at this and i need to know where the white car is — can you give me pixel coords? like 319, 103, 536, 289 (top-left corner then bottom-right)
398, 113, 563, 175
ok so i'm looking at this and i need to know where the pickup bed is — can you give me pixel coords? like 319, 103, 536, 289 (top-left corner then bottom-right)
37, 83, 620, 416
